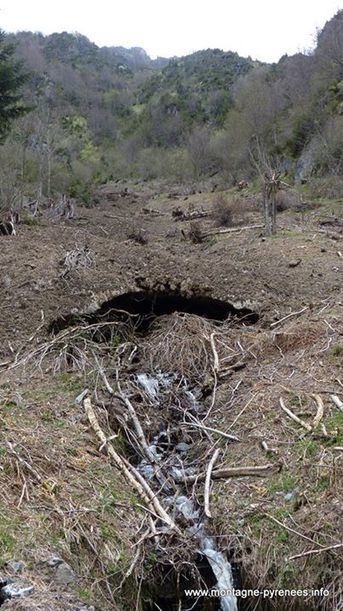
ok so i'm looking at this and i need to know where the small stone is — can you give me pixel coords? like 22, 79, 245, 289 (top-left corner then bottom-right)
175, 442, 192, 453
46, 556, 64, 567
288, 259, 302, 268
7, 560, 25, 574
55, 562, 76, 585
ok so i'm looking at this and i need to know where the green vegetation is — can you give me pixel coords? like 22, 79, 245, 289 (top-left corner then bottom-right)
267, 474, 297, 494
0, 11, 341, 209
0, 30, 28, 143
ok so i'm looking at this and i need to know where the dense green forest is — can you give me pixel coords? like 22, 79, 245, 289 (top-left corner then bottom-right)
0, 9, 342, 206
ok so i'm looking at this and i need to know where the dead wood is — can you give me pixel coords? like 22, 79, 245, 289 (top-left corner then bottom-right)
203, 223, 264, 237
180, 463, 280, 483
270, 307, 308, 328
184, 419, 239, 442
320, 216, 343, 227
288, 543, 343, 561
172, 207, 209, 221
279, 397, 312, 432
330, 395, 343, 412
142, 207, 166, 216
312, 394, 324, 429
204, 448, 220, 518
83, 396, 177, 531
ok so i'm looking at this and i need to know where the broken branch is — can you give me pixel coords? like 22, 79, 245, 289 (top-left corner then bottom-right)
83, 397, 177, 531
279, 397, 312, 432
204, 448, 221, 518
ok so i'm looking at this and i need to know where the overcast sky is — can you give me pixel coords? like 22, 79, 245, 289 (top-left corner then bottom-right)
0, 0, 341, 61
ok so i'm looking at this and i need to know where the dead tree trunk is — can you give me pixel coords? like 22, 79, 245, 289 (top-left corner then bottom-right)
263, 171, 281, 236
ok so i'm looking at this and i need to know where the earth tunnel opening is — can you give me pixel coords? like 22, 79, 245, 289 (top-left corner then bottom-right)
49, 289, 258, 334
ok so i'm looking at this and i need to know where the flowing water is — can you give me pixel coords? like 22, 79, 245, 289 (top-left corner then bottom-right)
136, 372, 238, 611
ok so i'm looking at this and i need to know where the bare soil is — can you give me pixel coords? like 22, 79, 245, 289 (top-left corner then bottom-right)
0, 184, 342, 610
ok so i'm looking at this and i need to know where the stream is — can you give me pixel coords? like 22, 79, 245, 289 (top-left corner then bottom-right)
136, 372, 238, 611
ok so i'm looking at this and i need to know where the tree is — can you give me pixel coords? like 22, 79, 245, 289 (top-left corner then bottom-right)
0, 31, 28, 142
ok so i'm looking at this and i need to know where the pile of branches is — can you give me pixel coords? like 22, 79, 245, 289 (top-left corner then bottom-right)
60, 245, 95, 277
172, 206, 209, 221
4, 317, 279, 606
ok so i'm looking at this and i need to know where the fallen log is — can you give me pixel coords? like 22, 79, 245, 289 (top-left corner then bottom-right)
203, 223, 264, 237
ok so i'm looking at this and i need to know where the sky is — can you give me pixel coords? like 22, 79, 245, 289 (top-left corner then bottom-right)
0, 0, 342, 61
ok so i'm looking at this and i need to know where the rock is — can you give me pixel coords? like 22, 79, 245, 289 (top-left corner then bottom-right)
7, 559, 25, 574
288, 259, 302, 268
175, 442, 192, 453
45, 556, 64, 567
3, 275, 11, 289
55, 562, 76, 585
0, 580, 34, 602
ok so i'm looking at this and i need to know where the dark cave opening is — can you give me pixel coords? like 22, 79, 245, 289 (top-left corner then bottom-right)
49, 290, 258, 334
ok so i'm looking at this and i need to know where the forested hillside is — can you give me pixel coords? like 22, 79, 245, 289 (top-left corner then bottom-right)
0, 9, 342, 206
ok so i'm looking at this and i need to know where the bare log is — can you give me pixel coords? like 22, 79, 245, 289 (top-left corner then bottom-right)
204, 449, 220, 518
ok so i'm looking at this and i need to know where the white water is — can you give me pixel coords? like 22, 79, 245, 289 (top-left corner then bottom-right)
173, 497, 238, 611
136, 373, 238, 611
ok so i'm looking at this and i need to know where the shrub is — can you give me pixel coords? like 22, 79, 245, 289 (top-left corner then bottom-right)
212, 194, 233, 226
127, 227, 148, 245
188, 221, 204, 243
275, 190, 302, 212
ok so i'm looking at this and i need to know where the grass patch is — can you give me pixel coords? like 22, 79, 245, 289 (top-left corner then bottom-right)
296, 439, 320, 458
267, 474, 297, 494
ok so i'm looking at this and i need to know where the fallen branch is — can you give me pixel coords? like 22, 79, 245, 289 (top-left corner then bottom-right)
279, 397, 312, 432
93, 356, 157, 466
312, 394, 324, 429
6, 442, 42, 482
204, 223, 264, 237
181, 463, 279, 484
142, 207, 166, 216
204, 449, 221, 519
173, 209, 209, 221
265, 514, 327, 547
270, 307, 308, 328
184, 419, 239, 442
330, 395, 343, 412
83, 397, 177, 531
210, 333, 220, 373
288, 543, 343, 561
